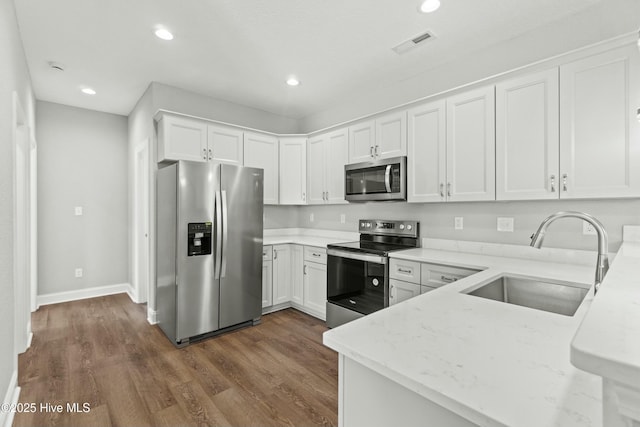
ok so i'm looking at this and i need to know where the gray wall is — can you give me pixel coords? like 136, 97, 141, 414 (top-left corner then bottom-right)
0, 0, 36, 409
37, 101, 128, 295
297, 199, 640, 253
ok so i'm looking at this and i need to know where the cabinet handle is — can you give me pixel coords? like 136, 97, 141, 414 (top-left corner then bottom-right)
374, 145, 379, 157
208, 148, 212, 160
202, 148, 207, 160
398, 268, 412, 274
273, 249, 277, 260
262, 252, 267, 256
439, 183, 444, 198
550, 174, 556, 193
325, 191, 329, 200
441, 275, 457, 283
303, 265, 307, 275
370, 146, 374, 158
312, 253, 321, 257
447, 182, 451, 197
302, 192, 306, 201
562, 174, 568, 192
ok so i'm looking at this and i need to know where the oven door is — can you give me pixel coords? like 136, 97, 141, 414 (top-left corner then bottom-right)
326, 249, 388, 317
345, 156, 406, 202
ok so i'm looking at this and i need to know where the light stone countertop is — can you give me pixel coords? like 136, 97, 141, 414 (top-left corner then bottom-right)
323, 242, 603, 427
262, 228, 358, 248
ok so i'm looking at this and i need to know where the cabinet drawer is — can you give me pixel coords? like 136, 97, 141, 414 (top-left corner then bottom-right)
421, 263, 480, 288
389, 259, 421, 284
262, 246, 272, 261
304, 246, 327, 264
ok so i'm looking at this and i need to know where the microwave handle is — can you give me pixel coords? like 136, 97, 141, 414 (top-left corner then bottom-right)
384, 164, 392, 193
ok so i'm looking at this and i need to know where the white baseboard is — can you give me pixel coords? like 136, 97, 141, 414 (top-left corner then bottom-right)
147, 308, 157, 325
1, 370, 20, 427
36, 283, 131, 307
126, 283, 140, 303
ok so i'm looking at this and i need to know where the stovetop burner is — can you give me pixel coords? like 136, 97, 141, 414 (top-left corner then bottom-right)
328, 219, 420, 255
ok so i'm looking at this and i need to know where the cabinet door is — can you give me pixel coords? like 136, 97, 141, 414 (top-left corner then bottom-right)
262, 261, 273, 308
279, 137, 307, 205
325, 128, 349, 204
158, 115, 208, 162
272, 245, 292, 305
307, 135, 326, 204
349, 120, 375, 163
207, 125, 244, 165
446, 86, 496, 202
303, 261, 327, 318
389, 279, 420, 306
291, 245, 304, 305
407, 100, 447, 203
375, 111, 407, 159
496, 69, 560, 201
244, 132, 279, 204
560, 45, 640, 198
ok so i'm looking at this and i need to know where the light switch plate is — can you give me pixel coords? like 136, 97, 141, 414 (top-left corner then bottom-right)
454, 217, 463, 230
497, 217, 514, 232
310, 213, 314, 223
340, 214, 346, 224
74, 206, 83, 216
75, 268, 83, 278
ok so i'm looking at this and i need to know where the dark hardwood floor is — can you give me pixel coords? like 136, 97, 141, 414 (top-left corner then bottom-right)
14, 294, 338, 426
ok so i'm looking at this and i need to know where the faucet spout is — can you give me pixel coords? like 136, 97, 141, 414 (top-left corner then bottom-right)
530, 211, 609, 294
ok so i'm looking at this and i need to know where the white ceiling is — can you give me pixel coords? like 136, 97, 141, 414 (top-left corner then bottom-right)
13, 0, 617, 119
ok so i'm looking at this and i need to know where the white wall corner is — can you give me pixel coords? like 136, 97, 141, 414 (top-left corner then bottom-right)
147, 308, 158, 325
36, 283, 130, 307
1, 370, 20, 427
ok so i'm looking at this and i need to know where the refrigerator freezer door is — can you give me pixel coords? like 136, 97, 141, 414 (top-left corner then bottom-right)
176, 161, 218, 341
218, 164, 264, 329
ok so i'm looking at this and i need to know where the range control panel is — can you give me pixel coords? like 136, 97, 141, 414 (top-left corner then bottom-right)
358, 219, 419, 238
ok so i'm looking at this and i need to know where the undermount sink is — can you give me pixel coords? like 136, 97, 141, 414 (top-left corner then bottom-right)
465, 275, 589, 316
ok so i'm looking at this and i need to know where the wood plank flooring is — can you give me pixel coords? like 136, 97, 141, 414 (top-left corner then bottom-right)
14, 294, 338, 426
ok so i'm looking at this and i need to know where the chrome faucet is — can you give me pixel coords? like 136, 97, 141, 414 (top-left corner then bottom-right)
530, 211, 609, 294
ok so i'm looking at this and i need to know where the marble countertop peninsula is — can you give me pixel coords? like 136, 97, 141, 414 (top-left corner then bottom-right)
323, 239, 606, 427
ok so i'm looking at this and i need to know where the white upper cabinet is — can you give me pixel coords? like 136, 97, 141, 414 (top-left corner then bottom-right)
559, 45, 640, 199
279, 137, 307, 205
446, 86, 496, 202
349, 113, 407, 163
157, 115, 208, 162
207, 125, 244, 166
349, 120, 376, 163
307, 128, 348, 204
375, 111, 407, 159
496, 69, 560, 200
243, 132, 279, 204
407, 100, 447, 203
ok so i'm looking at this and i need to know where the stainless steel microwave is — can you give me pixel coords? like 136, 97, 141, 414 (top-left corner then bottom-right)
345, 156, 407, 202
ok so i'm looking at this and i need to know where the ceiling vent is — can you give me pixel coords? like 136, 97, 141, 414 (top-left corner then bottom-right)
392, 30, 436, 55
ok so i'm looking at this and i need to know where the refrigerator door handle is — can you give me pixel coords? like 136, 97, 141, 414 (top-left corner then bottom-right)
221, 190, 228, 278
214, 190, 223, 279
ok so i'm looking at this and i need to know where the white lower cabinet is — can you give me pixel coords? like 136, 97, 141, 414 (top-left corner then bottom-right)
389, 279, 421, 306
291, 245, 304, 305
272, 245, 292, 305
300, 246, 327, 320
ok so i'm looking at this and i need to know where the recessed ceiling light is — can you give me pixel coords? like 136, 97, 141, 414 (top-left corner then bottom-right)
419, 0, 441, 13
81, 88, 96, 95
286, 77, 300, 86
155, 28, 174, 41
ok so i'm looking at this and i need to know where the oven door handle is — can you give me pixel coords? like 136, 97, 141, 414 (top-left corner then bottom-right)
384, 164, 392, 193
327, 248, 387, 264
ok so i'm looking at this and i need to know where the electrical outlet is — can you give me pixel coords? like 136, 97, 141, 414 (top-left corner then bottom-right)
583, 222, 597, 235
340, 214, 346, 224
310, 213, 314, 223
74, 206, 83, 216
75, 268, 83, 278
454, 217, 463, 230
497, 217, 514, 232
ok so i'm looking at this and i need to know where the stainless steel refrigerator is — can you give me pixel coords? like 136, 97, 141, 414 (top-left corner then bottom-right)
156, 161, 264, 346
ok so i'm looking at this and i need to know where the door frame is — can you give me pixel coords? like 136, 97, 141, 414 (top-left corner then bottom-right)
133, 138, 150, 303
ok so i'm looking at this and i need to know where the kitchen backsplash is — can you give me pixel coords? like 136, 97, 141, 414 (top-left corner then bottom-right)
266, 198, 640, 253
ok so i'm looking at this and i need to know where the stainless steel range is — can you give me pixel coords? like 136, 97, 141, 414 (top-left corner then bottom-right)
326, 219, 420, 328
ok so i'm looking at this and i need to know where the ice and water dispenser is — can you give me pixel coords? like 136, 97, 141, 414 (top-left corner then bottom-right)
187, 222, 212, 256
